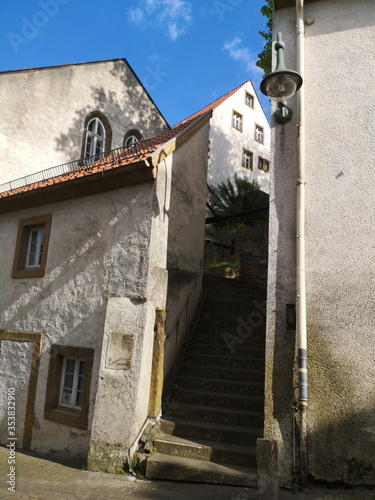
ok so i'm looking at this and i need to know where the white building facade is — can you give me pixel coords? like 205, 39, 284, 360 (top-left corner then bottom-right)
266, 0, 375, 487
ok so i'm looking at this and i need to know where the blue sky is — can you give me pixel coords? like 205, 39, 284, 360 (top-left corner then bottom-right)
0, 0, 270, 126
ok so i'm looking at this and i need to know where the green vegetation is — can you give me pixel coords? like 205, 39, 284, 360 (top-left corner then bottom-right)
208, 175, 269, 232
256, 0, 274, 75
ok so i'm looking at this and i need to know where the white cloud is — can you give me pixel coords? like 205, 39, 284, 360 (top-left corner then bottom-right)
129, 7, 144, 24
128, 0, 193, 41
223, 37, 262, 76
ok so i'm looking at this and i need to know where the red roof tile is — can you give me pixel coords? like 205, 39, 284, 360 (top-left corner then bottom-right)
0, 115, 202, 200
173, 80, 251, 128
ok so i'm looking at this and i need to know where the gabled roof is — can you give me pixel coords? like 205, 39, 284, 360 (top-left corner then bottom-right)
0, 112, 211, 214
173, 81, 251, 128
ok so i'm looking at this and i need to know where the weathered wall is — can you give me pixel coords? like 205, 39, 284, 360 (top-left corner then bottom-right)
0, 182, 155, 459
266, 0, 375, 487
0, 340, 33, 445
208, 81, 270, 193
164, 119, 211, 379
0, 59, 168, 184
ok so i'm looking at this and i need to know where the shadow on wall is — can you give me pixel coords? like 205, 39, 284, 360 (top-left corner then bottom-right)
55, 60, 169, 159
306, 327, 375, 485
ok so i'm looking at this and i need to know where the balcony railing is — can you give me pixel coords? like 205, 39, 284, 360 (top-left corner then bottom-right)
0, 138, 158, 195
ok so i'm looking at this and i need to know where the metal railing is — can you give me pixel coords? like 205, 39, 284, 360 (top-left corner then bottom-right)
0, 138, 158, 194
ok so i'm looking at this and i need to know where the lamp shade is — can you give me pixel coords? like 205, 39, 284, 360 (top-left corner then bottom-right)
260, 32, 303, 102
261, 71, 302, 101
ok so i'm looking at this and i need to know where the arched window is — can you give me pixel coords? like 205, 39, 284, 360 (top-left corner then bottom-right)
81, 112, 112, 163
124, 129, 142, 147
85, 117, 106, 160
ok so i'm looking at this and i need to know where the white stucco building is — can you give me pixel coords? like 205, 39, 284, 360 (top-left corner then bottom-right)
176, 80, 270, 193
265, 0, 375, 488
0, 59, 169, 185
0, 59, 211, 471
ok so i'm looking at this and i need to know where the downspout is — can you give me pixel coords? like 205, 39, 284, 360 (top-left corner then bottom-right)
295, 0, 308, 490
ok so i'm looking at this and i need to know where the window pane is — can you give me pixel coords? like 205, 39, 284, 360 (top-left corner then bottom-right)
96, 121, 104, 137
88, 119, 96, 132
85, 135, 94, 157
63, 373, 74, 389
75, 390, 83, 408
65, 359, 75, 374
79, 361, 86, 376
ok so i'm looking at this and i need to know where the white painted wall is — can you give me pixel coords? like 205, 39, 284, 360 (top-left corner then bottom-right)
208, 81, 270, 193
266, 0, 375, 486
0, 59, 168, 184
0, 183, 156, 459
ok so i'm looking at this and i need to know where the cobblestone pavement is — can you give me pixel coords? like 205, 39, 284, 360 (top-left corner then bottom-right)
0, 447, 373, 500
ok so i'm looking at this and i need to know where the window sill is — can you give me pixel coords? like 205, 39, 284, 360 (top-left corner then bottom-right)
44, 407, 88, 429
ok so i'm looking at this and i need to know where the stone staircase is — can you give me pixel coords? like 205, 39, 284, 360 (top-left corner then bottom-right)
146, 274, 267, 486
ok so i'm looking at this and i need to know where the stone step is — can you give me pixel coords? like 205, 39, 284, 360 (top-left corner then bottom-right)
172, 387, 264, 411
187, 343, 265, 357
180, 363, 264, 382
194, 325, 266, 336
166, 401, 264, 427
175, 374, 264, 397
146, 452, 257, 486
153, 432, 257, 467
191, 332, 265, 346
185, 353, 265, 370
160, 417, 262, 446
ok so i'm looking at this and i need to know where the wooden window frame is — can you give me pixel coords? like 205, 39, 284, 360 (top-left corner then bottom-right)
255, 124, 264, 144
242, 148, 253, 170
245, 91, 254, 109
44, 345, 94, 429
12, 214, 52, 279
258, 156, 270, 173
232, 110, 243, 132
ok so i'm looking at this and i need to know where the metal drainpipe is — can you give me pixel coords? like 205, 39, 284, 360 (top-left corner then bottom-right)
296, 0, 308, 490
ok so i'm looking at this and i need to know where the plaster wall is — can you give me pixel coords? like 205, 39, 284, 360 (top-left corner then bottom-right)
266, 0, 375, 486
164, 119, 211, 378
208, 81, 270, 193
0, 59, 168, 184
0, 340, 33, 445
0, 182, 155, 459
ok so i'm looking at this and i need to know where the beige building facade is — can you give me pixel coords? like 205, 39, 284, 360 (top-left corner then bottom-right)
266, 0, 375, 487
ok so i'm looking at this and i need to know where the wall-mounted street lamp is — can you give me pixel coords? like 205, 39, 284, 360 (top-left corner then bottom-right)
260, 32, 303, 124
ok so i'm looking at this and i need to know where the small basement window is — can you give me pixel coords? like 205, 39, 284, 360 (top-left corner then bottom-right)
12, 214, 52, 278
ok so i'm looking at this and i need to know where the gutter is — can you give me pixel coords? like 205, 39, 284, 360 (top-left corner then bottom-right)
295, 0, 308, 489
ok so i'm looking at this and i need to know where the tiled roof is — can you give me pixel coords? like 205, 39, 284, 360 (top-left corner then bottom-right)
0, 115, 201, 200
173, 80, 251, 128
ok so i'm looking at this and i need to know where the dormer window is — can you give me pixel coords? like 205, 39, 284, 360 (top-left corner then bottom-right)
81, 112, 112, 163
124, 129, 143, 147
85, 117, 106, 161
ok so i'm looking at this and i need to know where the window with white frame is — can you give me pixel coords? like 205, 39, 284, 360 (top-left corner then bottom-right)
232, 111, 243, 132
258, 156, 270, 173
245, 91, 254, 108
12, 214, 52, 279
242, 149, 253, 170
59, 358, 87, 410
45, 345, 94, 429
255, 125, 264, 143
125, 135, 139, 146
25, 227, 45, 269
84, 117, 106, 160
